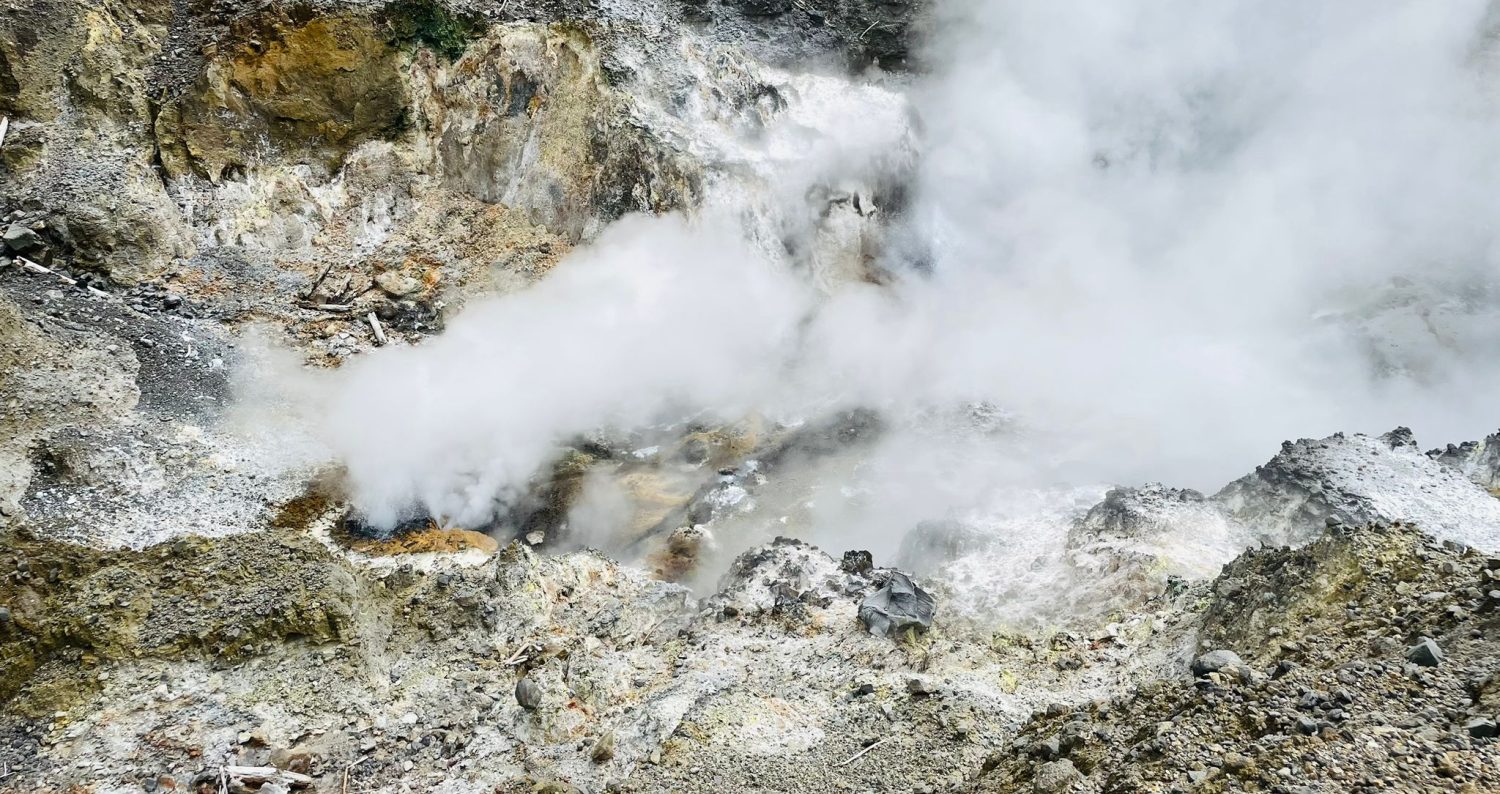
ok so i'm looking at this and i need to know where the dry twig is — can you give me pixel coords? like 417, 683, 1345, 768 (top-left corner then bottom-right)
835, 737, 889, 767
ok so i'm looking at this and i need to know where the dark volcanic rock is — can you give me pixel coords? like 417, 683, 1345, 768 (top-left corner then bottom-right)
515, 675, 543, 710
858, 571, 935, 637
1406, 637, 1445, 667
2, 224, 43, 254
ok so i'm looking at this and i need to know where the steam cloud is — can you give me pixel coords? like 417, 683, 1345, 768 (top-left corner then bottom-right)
261, 1, 1500, 549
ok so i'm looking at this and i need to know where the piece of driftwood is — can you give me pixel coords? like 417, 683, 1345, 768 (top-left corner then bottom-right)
835, 737, 889, 767
304, 261, 335, 300
367, 311, 387, 345
222, 765, 313, 788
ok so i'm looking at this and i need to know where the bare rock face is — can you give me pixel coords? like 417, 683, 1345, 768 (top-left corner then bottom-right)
1214, 430, 1500, 550
0, 291, 139, 519
1429, 429, 1500, 494
0, 0, 188, 281
700, 0, 929, 70
154, 12, 408, 181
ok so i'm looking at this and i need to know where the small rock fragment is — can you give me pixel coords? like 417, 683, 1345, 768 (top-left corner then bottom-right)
906, 677, 938, 696
515, 675, 543, 710
591, 730, 616, 764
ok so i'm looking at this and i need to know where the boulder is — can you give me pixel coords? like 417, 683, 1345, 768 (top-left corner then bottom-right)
858, 571, 935, 637
1406, 637, 1444, 667
2, 223, 42, 254
515, 675, 543, 710
1194, 651, 1254, 681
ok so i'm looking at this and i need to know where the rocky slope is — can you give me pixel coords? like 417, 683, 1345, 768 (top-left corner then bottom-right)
3, 1, 1500, 793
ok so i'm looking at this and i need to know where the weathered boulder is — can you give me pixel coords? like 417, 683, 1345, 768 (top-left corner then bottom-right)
2, 223, 42, 254
1190, 649, 1251, 682
858, 571, 935, 637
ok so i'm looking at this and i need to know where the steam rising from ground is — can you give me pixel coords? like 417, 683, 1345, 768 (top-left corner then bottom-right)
258, 1, 1500, 557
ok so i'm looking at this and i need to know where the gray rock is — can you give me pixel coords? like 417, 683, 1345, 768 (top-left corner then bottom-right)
515, 675, 543, 710
1406, 637, 1444, 667
1029, 735, 1061, 760
1215, 430, 1500, 550
1190, 650, 1247, 679
1428, 430, 1500, 492
1465, 717, 1497, 738
590, 730, 616, 764
905, 677, 937, 696
2, 223, 42, 254
858, 572, 935, 637
1380, 426, 1419, 450
1032, 759, 1082, 793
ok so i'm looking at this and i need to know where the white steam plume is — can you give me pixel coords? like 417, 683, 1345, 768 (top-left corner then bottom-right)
260, 0, 1500, 540
324, 215, 810, 529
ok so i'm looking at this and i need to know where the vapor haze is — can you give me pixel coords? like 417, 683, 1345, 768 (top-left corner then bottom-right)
256, 1, 1500, 562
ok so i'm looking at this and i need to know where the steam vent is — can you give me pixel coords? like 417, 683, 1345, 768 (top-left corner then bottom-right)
5, 0, 1500, 791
